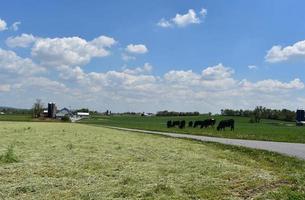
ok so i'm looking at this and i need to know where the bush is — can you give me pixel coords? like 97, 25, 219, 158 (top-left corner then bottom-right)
61, 115, 71, 122
0, 144, 19, 164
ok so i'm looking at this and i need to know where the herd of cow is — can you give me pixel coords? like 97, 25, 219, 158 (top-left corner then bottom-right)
167, 118, 234, 131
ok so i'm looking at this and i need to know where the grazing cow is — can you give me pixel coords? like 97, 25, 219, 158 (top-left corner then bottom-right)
179, 120, 186, 129
193, 120, 202, 128
193, 119, 216, 128
172, 121, 180, 127
217, 119, 234, 131
166, 120, 186, 129
188, 121, 193, 127
167, 120, 172, 128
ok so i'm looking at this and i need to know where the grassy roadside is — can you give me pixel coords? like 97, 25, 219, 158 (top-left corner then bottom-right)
79, 115, 305, 143
0, 121, 304, 199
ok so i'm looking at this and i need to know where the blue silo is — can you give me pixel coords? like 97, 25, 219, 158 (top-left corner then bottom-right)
296, 109, 305, 122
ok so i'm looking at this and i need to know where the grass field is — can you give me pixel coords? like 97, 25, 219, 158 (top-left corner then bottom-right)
79, 115, 305, 143
0, 114, 32, 122
0, 121, 305, 199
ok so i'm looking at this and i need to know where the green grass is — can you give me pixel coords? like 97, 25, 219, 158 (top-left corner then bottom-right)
0, 114, 32, 122
79, 115, 305, 143
0, 121, 305, 199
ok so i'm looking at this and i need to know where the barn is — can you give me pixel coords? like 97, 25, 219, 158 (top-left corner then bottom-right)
56, 108, 73, 119
77, 112, 90, 118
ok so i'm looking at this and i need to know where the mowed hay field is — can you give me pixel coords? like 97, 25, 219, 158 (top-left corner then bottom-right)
0, 122, 305, 199
80, 115, 305, 143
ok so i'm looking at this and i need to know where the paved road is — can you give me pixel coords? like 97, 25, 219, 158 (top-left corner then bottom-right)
105, 126, 305, 160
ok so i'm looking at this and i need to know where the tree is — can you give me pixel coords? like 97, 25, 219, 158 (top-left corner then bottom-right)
32, 99, 44, 118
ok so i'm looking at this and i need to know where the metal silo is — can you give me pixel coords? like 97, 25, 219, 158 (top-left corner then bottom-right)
48, 102, 56, 118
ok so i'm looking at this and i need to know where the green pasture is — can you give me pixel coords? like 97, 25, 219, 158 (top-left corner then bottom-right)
0, 114, 32, 122
0, 122, 304, 199
80, 115, 305, 143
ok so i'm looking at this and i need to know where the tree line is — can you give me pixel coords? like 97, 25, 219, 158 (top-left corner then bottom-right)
156, 110, 200, 116
221, 106, 296, 122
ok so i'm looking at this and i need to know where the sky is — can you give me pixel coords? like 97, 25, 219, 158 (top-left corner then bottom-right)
1, 0, 305, 113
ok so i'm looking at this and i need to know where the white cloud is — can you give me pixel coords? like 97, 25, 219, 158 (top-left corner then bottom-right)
17, 77, 69, 93
6, 33, 36, 48
173, 9, 200, 27
248, 65, 257, 70
157, 18, 173, 28
126, 44, 148, 54
0, 84, 10, 92
5, 34, 117, 67
164, 64, 236, 91
200, 8, 208, 17
123, 63, 153, 75
89, 35, 117, 48
0, 48, 45, 75
201, 63, 234, 80
157, 8, 207, 28
31, 35, 116, 67
240, 78, 304, 92
11, 21, 21, 31
265, 40, 305, 63
0, 18, 7, 31
1, 60, 304, 112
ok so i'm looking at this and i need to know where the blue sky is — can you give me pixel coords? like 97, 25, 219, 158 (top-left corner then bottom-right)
1, 1, 305, 112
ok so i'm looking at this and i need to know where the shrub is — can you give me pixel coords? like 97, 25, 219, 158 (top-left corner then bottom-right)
0, 144, 19, 164
61, 115, 71, 122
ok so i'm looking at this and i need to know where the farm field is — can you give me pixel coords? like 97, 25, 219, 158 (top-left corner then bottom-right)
0, 114, 32, 122
0, 121, 305, 199
80, 115, 305, 143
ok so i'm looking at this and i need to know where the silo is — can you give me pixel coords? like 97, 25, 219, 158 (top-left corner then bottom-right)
48, 102, 56, 118
296, 109, 305, 122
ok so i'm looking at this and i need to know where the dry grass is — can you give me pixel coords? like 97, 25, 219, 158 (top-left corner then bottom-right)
0, 122, 304, 199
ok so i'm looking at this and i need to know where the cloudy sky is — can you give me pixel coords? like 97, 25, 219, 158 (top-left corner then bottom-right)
1, 0, 305, 113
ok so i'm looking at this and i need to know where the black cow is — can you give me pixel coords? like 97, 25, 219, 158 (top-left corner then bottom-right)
188, 121, 193, 127
179, 120, 186, 129
217, 119, 234, 131
193, 120, 202, 128
193, 119, 216, 128
167, 120, 172, 128
166, 120, 186, 129
172, 121, 180, 127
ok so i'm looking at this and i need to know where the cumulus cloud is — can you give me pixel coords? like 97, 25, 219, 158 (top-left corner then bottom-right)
202, 63, 234, 80
1, 59, 304, 112
126, 44, 148, 54
90, 35, 117, 48
240, 78, 304, 92
0, 48, 45, 75
265, 40, 305, 63
32, 35, 116, 67
11, 21, 21, 31
123, 63, 153, 75
157, 18, 173, 28
0, 18, 7, 31
6, 33, 36, 48
157, 8, 207, 28
5, 34, 117, 67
